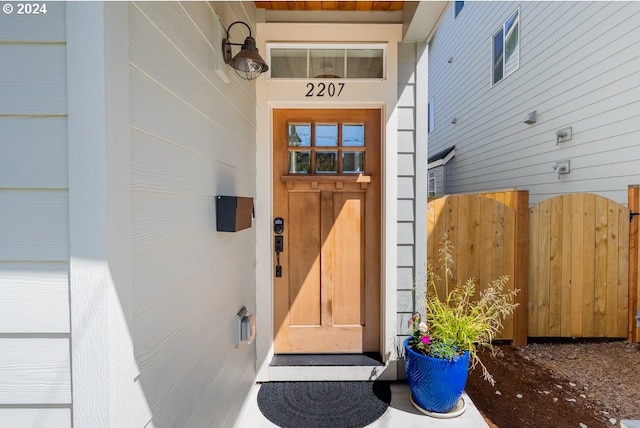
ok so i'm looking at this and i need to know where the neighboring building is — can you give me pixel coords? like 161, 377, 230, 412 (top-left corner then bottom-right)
0, 1, 446, 426
428, 1, 640, 206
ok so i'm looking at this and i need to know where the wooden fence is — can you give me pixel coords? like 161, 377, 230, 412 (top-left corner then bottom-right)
427, 190, 529, 346
428, 187, 640, 344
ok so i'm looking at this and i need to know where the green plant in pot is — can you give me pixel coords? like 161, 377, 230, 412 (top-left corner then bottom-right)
404, 238, 519, 416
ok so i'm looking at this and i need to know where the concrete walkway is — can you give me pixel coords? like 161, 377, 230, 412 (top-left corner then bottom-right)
235, 382, 489, 428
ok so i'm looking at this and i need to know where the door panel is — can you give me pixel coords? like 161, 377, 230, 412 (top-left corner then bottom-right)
273, 109, 381, 354
332, 192, 364, 326
288, 192, 320, 326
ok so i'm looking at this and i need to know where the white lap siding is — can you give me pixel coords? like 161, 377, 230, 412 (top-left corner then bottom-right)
0, 2, 72, 426
129, 2, 258, 426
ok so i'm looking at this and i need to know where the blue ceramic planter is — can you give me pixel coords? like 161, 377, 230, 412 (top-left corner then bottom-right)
404, 338, 470, 413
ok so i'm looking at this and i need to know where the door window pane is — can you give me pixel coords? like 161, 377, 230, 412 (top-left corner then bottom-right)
289, 124, 311, 147
289, 151, 310, 173
316, 152, 338, 173
342, 124, 365, 147
343, 152, 364, 174
316, 124, 338, 147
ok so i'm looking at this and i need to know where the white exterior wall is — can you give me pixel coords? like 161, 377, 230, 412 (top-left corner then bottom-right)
429, 1, 640, 206
129, 2, 258, 427
0, 3, 72, 426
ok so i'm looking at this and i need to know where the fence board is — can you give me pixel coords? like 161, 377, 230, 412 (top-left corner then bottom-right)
528, 203, 539, 336
456, 195, 470, 284
606, 199, 620, 337
560, 195, 573, 336
467, 195, 482, 289
479, 197, 494, 293
538, 200, 551, 336
582, 194, 597, 337
594, 197, 609, 337
570, 193, 585, 337
549, 196, 563, 336
513, 191, 530, 347
530, 193, 628, 338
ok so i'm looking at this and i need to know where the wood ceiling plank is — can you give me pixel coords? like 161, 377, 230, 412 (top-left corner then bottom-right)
255, 1, 404, 12
338, 1, 362, 10
372, 1, 391, 11
301, 1, 322, 10
321, 1, 339, 10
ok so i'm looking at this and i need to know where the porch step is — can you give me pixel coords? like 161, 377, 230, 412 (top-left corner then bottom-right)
270, 353, 383, 367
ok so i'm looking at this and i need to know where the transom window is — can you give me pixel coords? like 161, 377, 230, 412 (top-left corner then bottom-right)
288, 122, 366, 174
269, 44, 386, 79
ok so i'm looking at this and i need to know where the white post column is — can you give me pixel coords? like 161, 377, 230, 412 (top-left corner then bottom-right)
414, 41, 429, 309
67, 2, 142, 426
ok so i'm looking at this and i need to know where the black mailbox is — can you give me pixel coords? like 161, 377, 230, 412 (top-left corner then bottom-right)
216, 196, 254, 232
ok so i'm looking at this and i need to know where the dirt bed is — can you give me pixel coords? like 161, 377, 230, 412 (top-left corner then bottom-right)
465, 340, 640, 428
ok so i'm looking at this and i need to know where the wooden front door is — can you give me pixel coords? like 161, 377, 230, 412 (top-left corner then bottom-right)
273, 109, 381, 354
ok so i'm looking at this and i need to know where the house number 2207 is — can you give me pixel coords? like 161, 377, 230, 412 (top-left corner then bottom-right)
305, 82, 345, 97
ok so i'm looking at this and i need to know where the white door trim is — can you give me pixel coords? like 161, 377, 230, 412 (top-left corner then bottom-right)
254, 22, 401, 382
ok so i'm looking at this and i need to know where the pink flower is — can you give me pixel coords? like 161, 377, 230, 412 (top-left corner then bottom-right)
421, 336, 431, 345
418, 322, 428, 333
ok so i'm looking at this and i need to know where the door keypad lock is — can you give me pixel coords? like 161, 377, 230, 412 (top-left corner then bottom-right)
274, 217, 284, 235
274, 218, 284, 278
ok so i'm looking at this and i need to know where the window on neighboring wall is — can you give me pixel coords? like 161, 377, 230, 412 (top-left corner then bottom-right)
492, 9, 519, 85
454, 1, 465, 18
428, 171, 436, 197
428, 97, 434, 133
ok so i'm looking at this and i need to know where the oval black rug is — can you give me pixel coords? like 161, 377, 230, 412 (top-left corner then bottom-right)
257, 381, 391, 428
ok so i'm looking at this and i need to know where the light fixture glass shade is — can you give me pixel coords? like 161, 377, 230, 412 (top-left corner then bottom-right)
229, 36, 269, 81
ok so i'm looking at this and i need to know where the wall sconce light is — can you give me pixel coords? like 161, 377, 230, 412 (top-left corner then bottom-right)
556, 126, 572, 145
523, 111, 537, 125
222, 21, 269, 81
552, 160, 570, 179
451, 117, 457, 124
447, 57, 454, 63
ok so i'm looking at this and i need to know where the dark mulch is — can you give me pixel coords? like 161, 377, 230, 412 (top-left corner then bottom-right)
465, 343, 626, 428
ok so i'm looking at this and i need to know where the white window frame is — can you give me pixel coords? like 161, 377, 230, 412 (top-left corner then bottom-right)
267, 43, 387, 80
428, 170, 436, 197
428, 97, 434, 133
492, 8, 520, 86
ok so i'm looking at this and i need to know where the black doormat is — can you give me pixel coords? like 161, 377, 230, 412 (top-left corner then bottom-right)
257, 381, 391, 428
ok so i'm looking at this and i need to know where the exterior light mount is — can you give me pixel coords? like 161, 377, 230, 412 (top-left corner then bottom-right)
222, 21, 269, 81
524, 110, 537, 125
